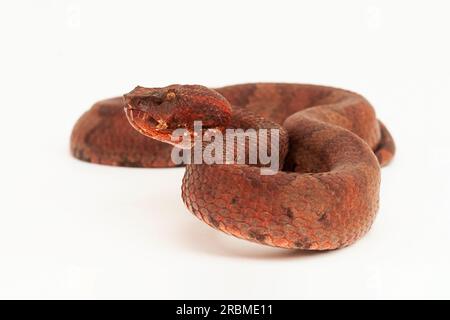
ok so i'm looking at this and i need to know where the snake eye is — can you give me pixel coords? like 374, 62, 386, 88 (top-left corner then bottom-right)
166, 91, 176, 101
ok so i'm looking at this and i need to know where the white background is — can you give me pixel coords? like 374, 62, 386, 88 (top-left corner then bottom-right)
0, 0, 449, 299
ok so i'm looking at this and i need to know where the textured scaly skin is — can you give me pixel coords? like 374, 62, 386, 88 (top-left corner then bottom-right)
71, 83, 395, 250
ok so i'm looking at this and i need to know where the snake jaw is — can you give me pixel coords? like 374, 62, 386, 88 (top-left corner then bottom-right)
125, 108, 172, 141
124, 106, 222, 149
125, 107, 196, 148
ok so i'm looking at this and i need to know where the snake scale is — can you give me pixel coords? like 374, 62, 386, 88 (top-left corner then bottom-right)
71, 83, 395, 250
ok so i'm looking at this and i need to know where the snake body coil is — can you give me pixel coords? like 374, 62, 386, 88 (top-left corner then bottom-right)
71, 83, 395, 250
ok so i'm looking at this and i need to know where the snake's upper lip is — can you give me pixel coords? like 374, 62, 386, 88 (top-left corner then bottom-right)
124, 106, 147, 121
124, 107, 175, 136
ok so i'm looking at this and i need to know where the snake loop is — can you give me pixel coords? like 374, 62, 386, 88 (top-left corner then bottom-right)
71, 83, 395, 250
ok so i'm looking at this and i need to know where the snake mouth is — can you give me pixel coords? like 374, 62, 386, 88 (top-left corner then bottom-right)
124, 107, 192, 147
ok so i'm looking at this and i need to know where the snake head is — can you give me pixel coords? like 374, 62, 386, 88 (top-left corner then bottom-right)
124, 84, 232, 147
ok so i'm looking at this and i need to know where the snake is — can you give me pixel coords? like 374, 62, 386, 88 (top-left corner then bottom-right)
71, 83, 395, 250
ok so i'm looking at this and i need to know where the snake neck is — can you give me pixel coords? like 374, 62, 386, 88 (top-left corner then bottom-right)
172, 107, 289, 173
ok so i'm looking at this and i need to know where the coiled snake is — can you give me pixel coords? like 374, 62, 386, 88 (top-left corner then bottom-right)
71, 83, 395, 250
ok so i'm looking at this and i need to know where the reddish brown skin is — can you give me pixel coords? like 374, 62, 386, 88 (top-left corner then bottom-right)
70, 83, 395, 250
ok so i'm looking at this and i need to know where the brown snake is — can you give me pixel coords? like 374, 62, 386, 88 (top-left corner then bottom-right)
71, 83, 395, 250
